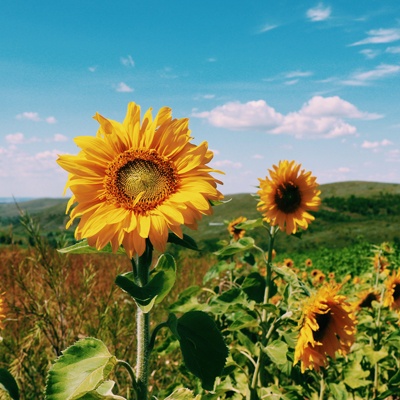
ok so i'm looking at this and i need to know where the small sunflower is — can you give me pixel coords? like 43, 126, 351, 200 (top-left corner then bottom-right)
355, 290, 380, 310
284, 258, 295, 268
57, 102, 223, 257
227, 216, 247, 241
312, 272, 326, 286
383, 270, 400, 310
311, 269, 322, 278
372, 253, 390, 273
294, 284, 356, 373
305, 258, 313, 268
257, 160, 321, 235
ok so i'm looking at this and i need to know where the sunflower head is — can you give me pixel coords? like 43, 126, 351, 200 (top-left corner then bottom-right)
257, 160, 321, 235
294, 284, 356, 373
227, 216, 247, 241
355, 290, 380, 310
57, 102, 224, 257
305, 258, 313, 268
284, 258, 294, 268
384, 270, 400, 310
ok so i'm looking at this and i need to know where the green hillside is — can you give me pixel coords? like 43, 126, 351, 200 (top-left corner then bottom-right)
1, 181, 400, 251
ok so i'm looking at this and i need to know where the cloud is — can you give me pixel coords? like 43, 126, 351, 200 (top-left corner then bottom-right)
386, 46, 400, 54
252, 154, 264, 159
285, 70, 313, 78
211, 159, 243, 169
361, 139, 393, 149
88, 66, 97, 72
53, 133, 68, 142
16, 112, 57, 124
16, 112, 41, 122
5, 132, 24, 144
351, 28, 400, 46
116, 82, 134, 92
342, 64, 400, 86
121, 55, 135, 67
359, 49, 379, 59
257, 24, 278, 34
207, 57, 217, 62
306, 4, 331, 22
284, 79, 299, 85
194, 96, 382, 139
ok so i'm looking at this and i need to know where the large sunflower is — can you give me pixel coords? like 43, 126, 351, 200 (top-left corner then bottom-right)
57, 102, 223, 257
257, 160, 321, 234
383, 270, 400, 310
294, 284, 356, 373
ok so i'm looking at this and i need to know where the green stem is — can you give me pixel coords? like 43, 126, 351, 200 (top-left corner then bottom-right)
132, 241, 153, 400
250, 226, 278, 394
318, 371, 325, 400
116, 360, 138, 394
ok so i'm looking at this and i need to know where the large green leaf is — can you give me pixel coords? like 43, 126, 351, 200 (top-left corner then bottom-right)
79, 381, 126, 399
58, 239, 126, 255
115, 253, 176, 312
241, 272, 266, 303
168, 233, 199, 251
264, 340, 288, 366
164, 388, 201, 399
168, 311, 228, 391
0, 368, 19, 400
45, 338, 117, 400
214, 237, 255, 257
234, 218, 264, 231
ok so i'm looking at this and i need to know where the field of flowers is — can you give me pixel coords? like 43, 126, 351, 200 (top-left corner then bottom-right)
0, 102, 399, 399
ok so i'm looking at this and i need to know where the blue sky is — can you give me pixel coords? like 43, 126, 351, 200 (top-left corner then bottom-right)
1, 1, 400, 197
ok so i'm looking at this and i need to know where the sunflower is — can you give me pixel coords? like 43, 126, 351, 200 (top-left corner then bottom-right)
294, 284, 356, 373
257, 160, 321, 235
57, 102, 223, 257
283, 258, 294, 268
383, 270, 400, 310
227, 216, 247, 241
305, 258, 313, 268
372, 253, 390, 273
355, 290, 380, 310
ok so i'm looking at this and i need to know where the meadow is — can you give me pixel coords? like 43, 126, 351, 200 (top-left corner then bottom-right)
0, 181, 400, 399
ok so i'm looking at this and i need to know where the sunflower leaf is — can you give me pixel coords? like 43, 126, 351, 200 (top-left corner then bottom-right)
168, 233, 199, 251
57, 239, 125, 255
263, 340, 288, 366
234, 218, 264, 230
214, 237, 255, 257
115, 254, 176, 312
210, 198, 232, 206
45, 338, 117, 400
168, 311, 228, 391
78, 380, 126, 399
0, 368, 19, 400
164, 388, 201, 400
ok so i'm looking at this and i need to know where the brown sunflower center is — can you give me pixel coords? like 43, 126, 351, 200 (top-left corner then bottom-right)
313, 311, 331, 342
104, 149, 179, 213
393, 284, 400, 301
274, 181, 302, 214
359, 292, 378, 308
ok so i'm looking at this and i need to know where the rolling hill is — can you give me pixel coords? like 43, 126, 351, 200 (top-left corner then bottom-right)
1, 181, 400, 252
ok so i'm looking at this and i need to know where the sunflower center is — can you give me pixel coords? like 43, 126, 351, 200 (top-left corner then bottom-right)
274, 181, 302, 214
393, 284, 400, 301
104, 149, 179, 213
359, 292, 378, 308
313, 311, 331, 342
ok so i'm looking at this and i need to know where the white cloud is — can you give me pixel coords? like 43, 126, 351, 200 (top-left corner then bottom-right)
53, 133, 68, 142
258, 24, 278, 34
306, 4, 331, 22
5, 132, 24, 144
16, 112, 41, 122
116, 82, 134, 92
351, 28, 400, 46
342, 64, 400, 86
207, 57, 217, 62
284, 79, 299, 86
88, 66, 97, 72
337, 167, 350, 173
386, 46, 400, 54
15, 112, 57, 124
359, 49, 379, 59
252, 154, 264, 159
121, 55, 135, 67
285, 70, 313, 78
361, 139, 393, 149
211, 159, 243, 169
194, 96, 382, 139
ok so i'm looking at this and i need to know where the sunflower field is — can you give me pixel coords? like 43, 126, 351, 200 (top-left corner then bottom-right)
0, 102, 399, 399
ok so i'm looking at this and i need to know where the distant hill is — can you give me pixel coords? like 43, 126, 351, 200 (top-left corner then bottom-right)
1, 181, 400, 252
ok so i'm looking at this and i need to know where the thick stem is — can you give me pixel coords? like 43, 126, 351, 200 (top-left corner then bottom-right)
132, 241, 153, 400
318, 372, 325, 400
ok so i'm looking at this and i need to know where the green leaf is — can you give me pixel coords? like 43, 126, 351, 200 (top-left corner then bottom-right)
164, 388, 201, 399
45, 338, 117, 400
0, 368, 19, 400
362, 345, 388, 365
58, 239, 126, 255
343, 358, 371, 389
228, 313, 258, 331
234, 218, 264, 231
241, 272, 266, 303
202, 261, 235, 284
78, 381, 126, 399
210, 198, 232, 206
328, 382, 349, 400
115, 253, 176, 312
264, 340, 288, 366
172, 311, 228, 391
168, 233, 199, 251
214, 237, 255, 257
